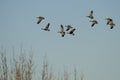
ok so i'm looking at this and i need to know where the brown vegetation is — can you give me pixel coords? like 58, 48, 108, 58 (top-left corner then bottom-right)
0, 48, 83, 80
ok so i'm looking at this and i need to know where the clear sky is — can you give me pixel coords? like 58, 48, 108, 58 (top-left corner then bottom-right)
0, 0, 120, 80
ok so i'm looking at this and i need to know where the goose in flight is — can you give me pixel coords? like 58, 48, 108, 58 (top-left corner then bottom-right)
90, 20, 98, 27
67, 28, 76, 36
106, 18, 115, 29
41, 23, 50, 31
36, 16, 45, 24
106, 18, 113, 25
58, 25, 65, 37
65, 25, 73, 31
109, 21, 115, 29
87, 10, 94, 19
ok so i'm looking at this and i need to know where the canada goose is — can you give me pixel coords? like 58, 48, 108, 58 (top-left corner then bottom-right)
37, 16, 45, 24
106, 18, 113, 25
87, 10, 94, 19
41, 23, 50, 31
67, 28, 76, 36
109, 21, 115, 29
90, 20, 98, 27
65, 25, 73, 31
58, 25, 65, 37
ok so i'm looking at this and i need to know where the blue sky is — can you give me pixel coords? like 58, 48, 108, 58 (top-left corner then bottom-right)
0, 0, 120, 80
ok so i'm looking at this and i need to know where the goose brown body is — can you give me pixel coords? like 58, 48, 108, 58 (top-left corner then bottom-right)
90, 20, 98, 27
87, 10, 94, 19
37, 16, 45, 24
41, 23, 50, 31
58, 25, 65, 37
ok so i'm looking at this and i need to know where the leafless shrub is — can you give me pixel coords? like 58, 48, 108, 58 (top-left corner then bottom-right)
0, 48, 8, 80
0, 47, 34, 80
0, 47, 83, 80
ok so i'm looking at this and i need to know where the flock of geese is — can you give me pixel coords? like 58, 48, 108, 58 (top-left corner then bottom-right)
87, 10, 115, 29
36, 10, 115, 37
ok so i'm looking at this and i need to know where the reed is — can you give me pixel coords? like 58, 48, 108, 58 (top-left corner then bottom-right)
0, 47, 83, 80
